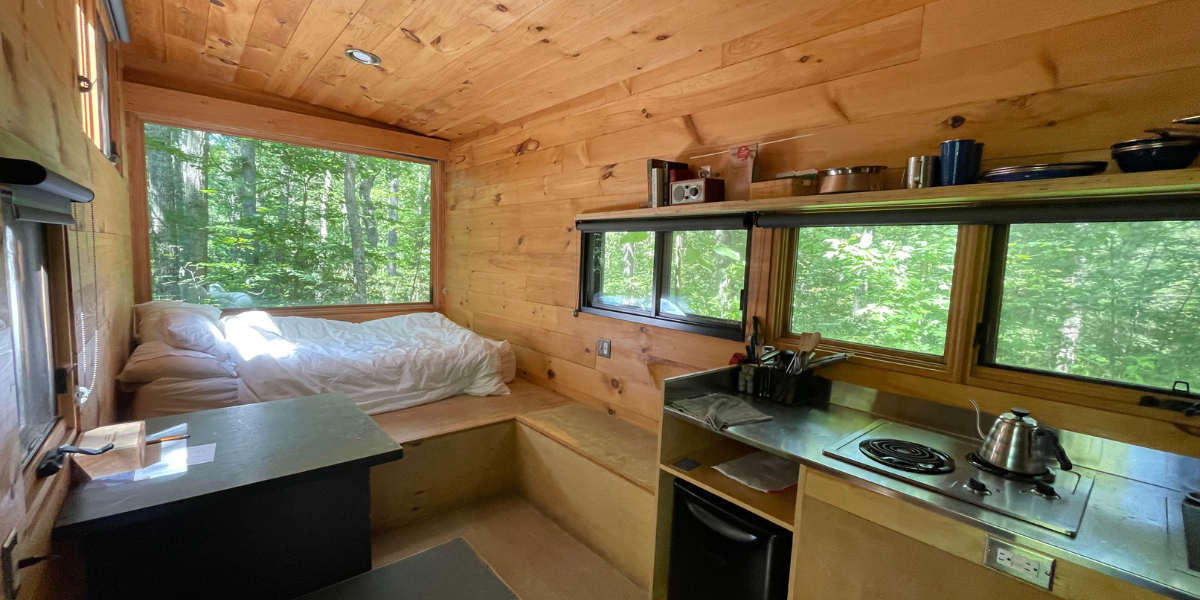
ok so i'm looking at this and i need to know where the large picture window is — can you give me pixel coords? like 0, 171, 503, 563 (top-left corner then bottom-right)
143, 124, 433, 308
982, 220, 1200, 392
789, 225, 959, 356
579, 217, 751, 340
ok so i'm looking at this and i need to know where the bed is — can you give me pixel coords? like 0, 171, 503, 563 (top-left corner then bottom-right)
122, 302, 515, 419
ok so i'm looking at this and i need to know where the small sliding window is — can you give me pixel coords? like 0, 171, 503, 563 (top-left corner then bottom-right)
578, 216, 753, 340
759, 211, 965, 360
977, 198, 1200, 395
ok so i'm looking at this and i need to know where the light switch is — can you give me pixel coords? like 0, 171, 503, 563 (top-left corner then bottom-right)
597, 338, 611, 358
985, 537, 1054, 590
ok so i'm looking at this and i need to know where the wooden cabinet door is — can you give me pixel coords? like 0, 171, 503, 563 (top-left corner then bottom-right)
792, 497, 1055, 600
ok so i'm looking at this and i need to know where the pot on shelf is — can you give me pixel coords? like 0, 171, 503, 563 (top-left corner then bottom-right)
818, 166, 887, 194
1111, 129, 1200, 173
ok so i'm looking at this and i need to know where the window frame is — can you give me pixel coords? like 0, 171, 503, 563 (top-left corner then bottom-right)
972, 221, 1200, 400
577, 223, 753, 341
125, 94, 448, 319
767, 224, 978, 380
75, 0, 113, 158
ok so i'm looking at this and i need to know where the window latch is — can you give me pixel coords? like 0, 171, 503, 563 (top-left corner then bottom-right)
35, 443, 114, 478
1139, 382, 1199, 417
54, 368, 71, 395
973, 323, 988, 347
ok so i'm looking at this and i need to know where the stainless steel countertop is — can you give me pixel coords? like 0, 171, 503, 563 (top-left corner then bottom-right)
663, 368, 1200, 600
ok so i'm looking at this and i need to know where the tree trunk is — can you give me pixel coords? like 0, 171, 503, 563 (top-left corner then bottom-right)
276, 164, 291, 264
179, 128, 209, 302
238, 139, 258, 264
359, 174, 378, 248
239, 139, 256, 218
386, 178, 399, 277
320, 170, 331, 241
344, 154, 368, 303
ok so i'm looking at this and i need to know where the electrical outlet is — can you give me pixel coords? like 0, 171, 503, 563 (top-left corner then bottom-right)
985, 537, 1054, 590
597, 338, 611, 358
2, 529, 19, 600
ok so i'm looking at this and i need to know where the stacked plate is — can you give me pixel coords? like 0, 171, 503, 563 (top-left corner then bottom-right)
979, 162, 1108, 183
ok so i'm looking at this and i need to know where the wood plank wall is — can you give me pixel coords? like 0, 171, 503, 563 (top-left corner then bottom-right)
442, 0, 1200, 435
1, 0, 133, 596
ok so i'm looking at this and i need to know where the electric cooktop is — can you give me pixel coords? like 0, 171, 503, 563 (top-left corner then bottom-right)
823, 420, 1094, 536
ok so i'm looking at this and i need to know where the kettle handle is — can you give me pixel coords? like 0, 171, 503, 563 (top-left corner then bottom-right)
1036, 429, 1073, 471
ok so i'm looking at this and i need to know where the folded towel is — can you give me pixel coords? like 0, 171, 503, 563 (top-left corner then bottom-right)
670, 393, 773, 430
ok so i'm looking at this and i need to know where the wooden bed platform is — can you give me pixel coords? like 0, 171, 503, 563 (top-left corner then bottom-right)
370, 379, 572, 444
367, 377, 659, 590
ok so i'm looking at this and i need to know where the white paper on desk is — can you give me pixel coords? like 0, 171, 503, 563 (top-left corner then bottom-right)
714, 451, 799, 493
185, 443, 216, 465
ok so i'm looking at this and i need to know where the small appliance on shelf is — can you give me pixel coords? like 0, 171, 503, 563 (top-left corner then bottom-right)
670, 177, 725, 204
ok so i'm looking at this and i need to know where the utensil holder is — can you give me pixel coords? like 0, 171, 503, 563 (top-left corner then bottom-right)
766, 368, 831, 406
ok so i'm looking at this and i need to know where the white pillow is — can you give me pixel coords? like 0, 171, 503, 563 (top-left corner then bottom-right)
158, 311, 228, 357
117, 342, 236, 388
135, 301, 223, 343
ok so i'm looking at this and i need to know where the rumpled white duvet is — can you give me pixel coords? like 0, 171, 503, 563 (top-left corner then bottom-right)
223, 311, 511, 414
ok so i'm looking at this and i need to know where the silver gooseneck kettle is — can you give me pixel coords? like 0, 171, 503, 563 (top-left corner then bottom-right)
969, 402, 1072, 476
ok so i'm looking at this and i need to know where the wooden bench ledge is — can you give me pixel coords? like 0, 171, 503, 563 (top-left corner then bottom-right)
369, 378, 657, 494
517, 404, 658, 493
371, 379, 571, 444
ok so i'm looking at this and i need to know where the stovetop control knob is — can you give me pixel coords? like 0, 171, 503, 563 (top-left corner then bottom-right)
965, 477, 991, 495
1034, 481, 1060, 500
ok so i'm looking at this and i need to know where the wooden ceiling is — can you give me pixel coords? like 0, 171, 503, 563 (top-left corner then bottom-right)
122, 0, 887, 141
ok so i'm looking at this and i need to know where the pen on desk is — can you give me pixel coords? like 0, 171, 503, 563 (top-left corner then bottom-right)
147, 434, 190, 445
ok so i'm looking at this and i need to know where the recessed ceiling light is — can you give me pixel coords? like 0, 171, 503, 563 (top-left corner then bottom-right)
345, 48, 381, 65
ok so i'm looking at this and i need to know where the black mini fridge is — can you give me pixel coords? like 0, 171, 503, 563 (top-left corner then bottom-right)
668, 479, 792, 600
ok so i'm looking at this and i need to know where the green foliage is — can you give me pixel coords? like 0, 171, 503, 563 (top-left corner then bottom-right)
591, 229, 747, 320
145, 124, 432, 308
791, 225, 958, 355
597, 231, 655, 306
995, 221, 1200, 390
664, 230, 747, 321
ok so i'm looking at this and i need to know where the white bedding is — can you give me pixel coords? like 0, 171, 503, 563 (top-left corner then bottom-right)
222, 311, 511, 414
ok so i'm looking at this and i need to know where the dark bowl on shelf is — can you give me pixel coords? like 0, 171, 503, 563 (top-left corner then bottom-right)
1111, 132, 1200, 173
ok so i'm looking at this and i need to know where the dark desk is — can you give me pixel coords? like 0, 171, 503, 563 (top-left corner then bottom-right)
299, 538, 518, 600
55, 394, 403, 600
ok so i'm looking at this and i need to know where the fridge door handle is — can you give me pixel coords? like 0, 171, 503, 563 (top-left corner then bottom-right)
685, 499, 759, 543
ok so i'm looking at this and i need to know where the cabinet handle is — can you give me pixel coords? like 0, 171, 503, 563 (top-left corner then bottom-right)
685, 499, 758, 543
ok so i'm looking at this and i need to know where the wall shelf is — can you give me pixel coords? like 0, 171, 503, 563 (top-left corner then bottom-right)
576, 168, 1200, 222
662, 437, 797, 530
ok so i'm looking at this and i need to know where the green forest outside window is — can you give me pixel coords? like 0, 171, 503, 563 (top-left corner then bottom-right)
987, 221, 1200, 392
143, 123, 433, 308
789, 224, 959, 356
580, 222, 750, 340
